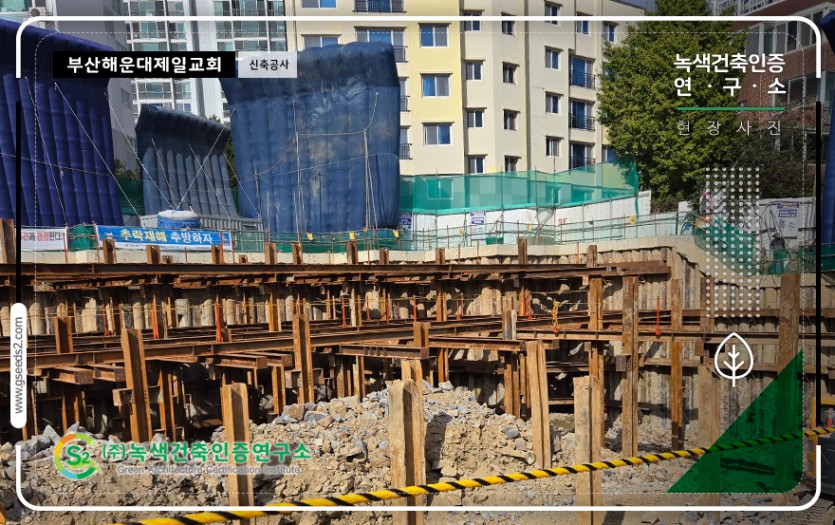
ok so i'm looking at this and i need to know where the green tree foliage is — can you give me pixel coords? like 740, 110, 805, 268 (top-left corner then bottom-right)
598, 0, 747, 209
208, 114, 237, 188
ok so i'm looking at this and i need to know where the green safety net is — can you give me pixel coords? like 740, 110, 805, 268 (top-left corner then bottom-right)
400, 161, 638, 215
669, 351, 804, 494
116, 178, 144, 216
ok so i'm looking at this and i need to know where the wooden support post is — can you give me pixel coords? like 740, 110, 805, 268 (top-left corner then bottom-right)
525, 340, 552, 468
266, 287, 277, 332
517, 237, 528, 265
388, 380, 426, 525
379, 248, 389, 265
292, 313, 315, 404
61, 385, 86, 432
585, 244, 598, 268
271, 366, 286, 415
437, 349, 448, 383
670, 278, 683, 331
502, 309, 517, 340
413, 322, 430, 386
291, 243, 303, 265
401, 359, 425, 395
777, 273, 800, 369
671, 341, 684, 450
0, 218, 15, 264
211, 244, 225, 265
621, 276, 639, 457
157, 366, 176, 441
102, 238, 117, 264
353, 357, 366, 399
264, 241, 276, 265
588, 342, 605, 446
434, 247, 445, 265
221, 383, 254, 518
336, 358, 350, 398
698, 358, 721, 501
777, 272, 801, 488
54, 316, 74, 354
121, 329, 152, 443
588, 278, 603, 331
503, 353, 520, 418
145, 245, 161, 265
575, 375, 603, 525
346, 240, 359, 265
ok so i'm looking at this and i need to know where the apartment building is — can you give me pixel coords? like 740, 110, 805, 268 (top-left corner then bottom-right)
735, 0, 834, 162
121, 0, 641, 176
124, 0, 288, 121
287, 0, 641, 176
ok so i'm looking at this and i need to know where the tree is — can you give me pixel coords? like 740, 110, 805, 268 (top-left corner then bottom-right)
114, 158, 138, 180
598, 0, 747, 210
208, 115, 238, 188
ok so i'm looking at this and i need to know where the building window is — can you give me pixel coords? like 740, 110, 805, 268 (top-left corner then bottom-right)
502, 63, 517, 84
467, 156, 485, 174
570, 100, 594, 130
570, 142, 594, 169
504, 156, 520, 172
463, 10, 481, 31
503, 110, 518, 130
303, 35, 339, 49
502, 15, 515, 35
422, 75, 450, 97
546, 92, 560, 114
570, 56, 594, 88
466, 109, 484, 128
420, 25, 448, 47
603, 146, 617, 163
545, 2, 559, 25
357, 28, 406, 61
603, 22, 616, 42
546, 136, 561, 157
425, 123, 452, 145
302, 0, 337, 7
355, 0, 405, 13
399, 127, 411, 159
465, 61, 483, 80
576, 16, 589, 35
545, 47, 560, 69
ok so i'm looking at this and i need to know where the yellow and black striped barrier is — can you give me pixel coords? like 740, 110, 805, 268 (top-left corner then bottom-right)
109, 426, 835, 525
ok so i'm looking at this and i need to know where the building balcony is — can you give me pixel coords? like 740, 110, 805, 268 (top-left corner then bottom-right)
570, 156, 595, 170
400, 95, 409, 112
570, 70, 595, 89
569, 114, 595, 131
355, 0, 405, 13
393, 45, 406, 63
399, 144, 411, 159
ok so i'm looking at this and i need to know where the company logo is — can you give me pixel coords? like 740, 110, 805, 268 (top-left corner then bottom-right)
54, 432, 101, 480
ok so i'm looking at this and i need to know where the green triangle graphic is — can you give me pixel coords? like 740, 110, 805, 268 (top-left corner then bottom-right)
669, 351, 804, 494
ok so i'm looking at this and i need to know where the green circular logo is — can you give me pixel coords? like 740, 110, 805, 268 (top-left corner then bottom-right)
54, 432, 100, 480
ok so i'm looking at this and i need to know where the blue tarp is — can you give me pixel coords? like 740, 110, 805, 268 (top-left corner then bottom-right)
0, 19, 122, 226
220, 42, 400, 233
136, 105, 238, 218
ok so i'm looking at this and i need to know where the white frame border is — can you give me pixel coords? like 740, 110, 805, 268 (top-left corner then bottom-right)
11, 13, 826, 515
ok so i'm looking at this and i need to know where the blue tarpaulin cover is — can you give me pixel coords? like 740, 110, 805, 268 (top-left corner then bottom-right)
0, 19, 122, 226
220, 42, 400, 233
136, 105, 238, 218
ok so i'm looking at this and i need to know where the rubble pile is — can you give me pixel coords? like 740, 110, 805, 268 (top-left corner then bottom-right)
0, 384, 792, 525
